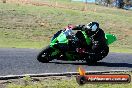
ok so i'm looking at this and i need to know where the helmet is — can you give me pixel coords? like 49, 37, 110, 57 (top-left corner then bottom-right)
85, 22, 99, 32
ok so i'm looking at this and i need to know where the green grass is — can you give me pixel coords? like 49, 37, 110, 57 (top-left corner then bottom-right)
0, 1, 132, 53
110, 47, 132, 53
7, 72, 132, 88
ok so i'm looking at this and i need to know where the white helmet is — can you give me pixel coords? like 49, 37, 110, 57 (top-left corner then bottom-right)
86, 22, 99, 32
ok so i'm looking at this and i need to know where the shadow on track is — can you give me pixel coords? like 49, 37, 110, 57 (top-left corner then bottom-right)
96, 62, 132, 68
49, 61, 132, 68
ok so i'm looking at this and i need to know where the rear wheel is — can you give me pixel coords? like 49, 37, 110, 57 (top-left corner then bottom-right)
98, 46, 109, 60
85, 46, 109, 65
85, 55, 98, 65
37, 46, 53, 63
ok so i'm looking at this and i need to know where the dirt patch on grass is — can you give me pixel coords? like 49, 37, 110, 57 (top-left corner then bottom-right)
7, 0, 85, 11
7, 0, 55, 7
125, 29, 132, 36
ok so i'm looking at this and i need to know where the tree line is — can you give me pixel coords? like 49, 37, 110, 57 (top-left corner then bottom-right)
95, 0, 132, 8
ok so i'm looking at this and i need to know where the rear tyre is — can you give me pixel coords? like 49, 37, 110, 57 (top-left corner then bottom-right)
85, 46, 109, 65
37, 46, 52, 63
85, 55, 98, 65
98, 46, 109, 60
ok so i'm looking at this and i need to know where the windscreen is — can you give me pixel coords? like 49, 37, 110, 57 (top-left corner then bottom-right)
63, 29, 78, 41
63, 29, 74, 37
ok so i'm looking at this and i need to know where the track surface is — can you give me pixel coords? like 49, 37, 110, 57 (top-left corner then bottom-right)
0, 48, 132, 76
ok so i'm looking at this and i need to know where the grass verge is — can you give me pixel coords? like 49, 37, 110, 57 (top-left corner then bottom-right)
0, 72, 130, 88
0, 1, 132, 53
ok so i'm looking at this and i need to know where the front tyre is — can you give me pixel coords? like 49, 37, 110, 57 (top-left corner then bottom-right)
37, 46, 52, 63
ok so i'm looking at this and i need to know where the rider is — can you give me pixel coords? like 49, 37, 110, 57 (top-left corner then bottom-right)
69, 22, 108, 54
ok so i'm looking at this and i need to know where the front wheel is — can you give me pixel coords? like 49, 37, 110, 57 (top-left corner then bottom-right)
37, 46, 53, 63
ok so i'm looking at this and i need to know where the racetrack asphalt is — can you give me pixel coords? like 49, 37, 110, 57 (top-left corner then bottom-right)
0, 48, 132, 76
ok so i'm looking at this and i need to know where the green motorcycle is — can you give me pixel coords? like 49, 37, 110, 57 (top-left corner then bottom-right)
37, 28, 117, 64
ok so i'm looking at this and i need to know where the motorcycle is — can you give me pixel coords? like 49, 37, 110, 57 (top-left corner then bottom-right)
37, 27, 117, 64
